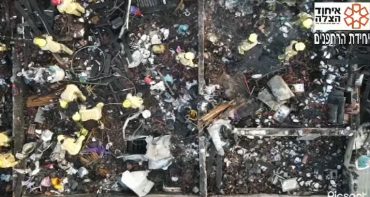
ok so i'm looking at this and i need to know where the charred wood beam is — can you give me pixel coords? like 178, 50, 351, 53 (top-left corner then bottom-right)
12, 47, 26, 197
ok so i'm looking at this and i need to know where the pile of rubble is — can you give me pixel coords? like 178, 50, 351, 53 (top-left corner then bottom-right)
202, 0, 369, 195
204, 0, 359, 128
220, 136, 348, 194
2, 0, 201, 196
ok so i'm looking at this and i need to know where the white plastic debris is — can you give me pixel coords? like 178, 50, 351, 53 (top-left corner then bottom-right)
141, 110, 151, 119
129, 50, 144, 68
273, 105, 291, 123
292, 84, 304, 93
258, 88, 282, 111
355, 74, 364, 87
267, 75, 295, 102
34, 107, 45, 124
207, 32, 218, 43
145, 135, 173, 170
160, 28, 170, 40
77, 167, 89, 178
47, 65, 65, 83
120, 171, 154, 197
150, 34, 162, 45
251, 74, 262, 79
41, 129, 53, 142
204, 84, 220, 95
281, 178, 299, 192
150, 81, 166, 92
207, 119, 232, 156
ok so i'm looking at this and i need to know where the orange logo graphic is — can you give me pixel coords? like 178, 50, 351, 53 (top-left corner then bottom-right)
344, 3, 369, 29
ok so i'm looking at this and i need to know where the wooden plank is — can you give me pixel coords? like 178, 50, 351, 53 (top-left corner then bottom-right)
26, 94, 57, 108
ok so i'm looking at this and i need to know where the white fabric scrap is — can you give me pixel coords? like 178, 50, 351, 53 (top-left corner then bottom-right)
145, 135, 173, 170
207, 119, 232, 156
120, 170, 154, 197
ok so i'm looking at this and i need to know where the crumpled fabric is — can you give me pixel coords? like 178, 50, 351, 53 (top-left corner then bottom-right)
145, 135, 173, 170
207, 119, 232, 156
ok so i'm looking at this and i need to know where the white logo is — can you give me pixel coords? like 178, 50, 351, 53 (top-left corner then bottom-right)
328, 191, 367, 197
314, 2, 370, 31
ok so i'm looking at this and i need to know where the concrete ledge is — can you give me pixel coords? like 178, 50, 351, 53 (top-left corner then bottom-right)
233, 127, 354, 137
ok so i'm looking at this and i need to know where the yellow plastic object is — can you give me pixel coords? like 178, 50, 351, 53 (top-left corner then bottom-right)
60, 84, 86, 108
176, 52, 197, 68
294, 42, 306, 51
278, 40, 304, 62
57, 134, 86, 155
78, 102, 104, 121
59, 100, 69, 109
78, 128, 88, 137
51, 177, 64, 191
188, 109, 197, 120
34, 35, 73, 55
238, 33, 258, 55
0, 153, 18, 168
152, 44, 166, 54
248, 33, 258, 43
0, 43, 8, 52
302, 18, 313, 29
33, 38, 47, 47
57, 0, 85, 17
0, 132, 10, 147
72, 112, 81, 121
298, 12, 313, 29
122, 99, 132, 108
122, 94, 144, 109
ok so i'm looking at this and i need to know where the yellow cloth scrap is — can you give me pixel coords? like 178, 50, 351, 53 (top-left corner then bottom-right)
57, 0, 85, 16
0, 153, 18, 168
0, 43, 7, 52
34, 35, 73, 55
278, 40, 306, 62
176, 52, 197, 68
238, 33, 258, 55
57, 134, 86, 155
74, 102, 104, 122
51, 177, 64, 191
0, 132, 10, 147
298, 12, 313, 29
122, 93, 144, 109
59, 84, 86, 108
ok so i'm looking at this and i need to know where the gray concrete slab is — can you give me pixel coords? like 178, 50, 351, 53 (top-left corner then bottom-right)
357, 167, 370, 196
